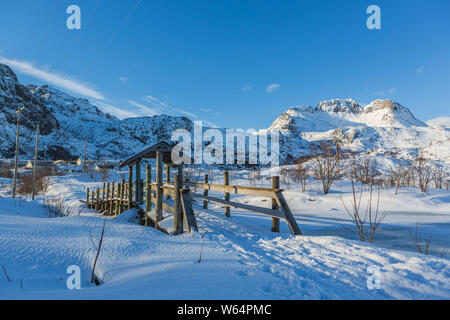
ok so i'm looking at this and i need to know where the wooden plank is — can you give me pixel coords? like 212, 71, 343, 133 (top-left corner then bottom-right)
181, 192, 198, 233
191, 193, 284, 219
274, 191, 302, 235
187, 183, 282, 198
150, 197, 175, 214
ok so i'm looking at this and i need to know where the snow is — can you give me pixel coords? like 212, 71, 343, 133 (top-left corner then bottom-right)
427, 117, 450, 128
0, 171, 449, 300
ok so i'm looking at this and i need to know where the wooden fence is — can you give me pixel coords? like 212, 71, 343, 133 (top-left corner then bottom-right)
186, 172, 302, 235
83, 169, 302, 236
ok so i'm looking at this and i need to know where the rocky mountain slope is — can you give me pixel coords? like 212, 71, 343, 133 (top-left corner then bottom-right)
0, 64, 192, 160
0, 63, 448, 169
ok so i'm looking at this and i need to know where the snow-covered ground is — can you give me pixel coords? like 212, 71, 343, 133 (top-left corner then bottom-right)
0, 170, 449, 300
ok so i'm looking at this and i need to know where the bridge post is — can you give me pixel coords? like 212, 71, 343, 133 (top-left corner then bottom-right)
271, 176, 280, 233
128, 165, 133, 210
155, 151, 163, 225
224, 171, 230, 217
145, 164, 152, 226
203, 174, 208, 209
173, 174, 183, 234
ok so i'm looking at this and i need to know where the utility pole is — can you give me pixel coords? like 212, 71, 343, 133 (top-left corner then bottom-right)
83, 136, 87, 174
12, 106, 24, 198
32, 124, 40, 200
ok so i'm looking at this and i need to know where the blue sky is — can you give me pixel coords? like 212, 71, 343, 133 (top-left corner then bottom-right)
0, 0, 449, 129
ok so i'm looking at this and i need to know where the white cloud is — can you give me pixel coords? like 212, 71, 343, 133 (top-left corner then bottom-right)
388, 88, 397, 94
94, 101, 136, 119
416, 66, 424, 73
126, 100, 160, 116
0, 56, 105, 100
144, 95, 198, 119
374, 91, 385, 96
241, 85, 252, 92
266, 83, 280, 93
119, 77, 128, 83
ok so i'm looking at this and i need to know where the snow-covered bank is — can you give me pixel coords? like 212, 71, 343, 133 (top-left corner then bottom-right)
0, 174, 449, 299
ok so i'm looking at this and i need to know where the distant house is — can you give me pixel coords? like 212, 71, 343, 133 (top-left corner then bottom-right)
94, 162, 116, 171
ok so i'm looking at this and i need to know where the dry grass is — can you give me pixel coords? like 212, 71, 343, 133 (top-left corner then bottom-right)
43, 195, 84, 217
16, 166, 53, 196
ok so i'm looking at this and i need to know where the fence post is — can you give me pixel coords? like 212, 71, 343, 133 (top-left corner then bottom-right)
173, 174, 183, 234
96, 188, 100, 211
115, 183, 121, 216
155, 151, 163, 225
165, 164, 171, 200
145, 164, 152, 226
203, 174, 208, 209
136, 160, 142, 205
128, 165, 133, 210
106, 182, 111, 213
224, 171, 230, 217
271, 176, 280, 233
120, 179, 125, 214
101, 183, 106, 212
110, 181, 115, 215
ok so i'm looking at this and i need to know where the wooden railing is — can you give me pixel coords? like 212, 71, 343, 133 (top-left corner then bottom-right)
83, 170, 302, 236
185, 172, 302, 235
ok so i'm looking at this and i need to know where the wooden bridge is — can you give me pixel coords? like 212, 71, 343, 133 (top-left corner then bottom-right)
83, 141, 302, 236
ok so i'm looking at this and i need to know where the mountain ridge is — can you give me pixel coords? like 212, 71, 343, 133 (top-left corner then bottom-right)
0, 63, 448, 169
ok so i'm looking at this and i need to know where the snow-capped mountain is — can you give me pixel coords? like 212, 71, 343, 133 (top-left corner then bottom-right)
269, 98, 450, 165
0, 64, 192, 160
1, 63, 448, 168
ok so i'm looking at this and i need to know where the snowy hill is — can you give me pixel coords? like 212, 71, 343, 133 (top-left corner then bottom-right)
427, 117, 450, 128
0, 64, 192, 160
269, 99, 450, 165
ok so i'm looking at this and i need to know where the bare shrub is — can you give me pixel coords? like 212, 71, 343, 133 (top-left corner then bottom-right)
43, 195, 83, 217
17, 166, 53, 196
409, 223, 433, 255
340, 179, 386, 243
280, 167, 291, 189
432, 164, 446, 189
389, 163, 408, 195
294, 163, 308, 192
0, 162, 13, 179
311, 142, 340, 194
89, 219, 106, 284
100, 166, 110, 183
412, 156, 433, 193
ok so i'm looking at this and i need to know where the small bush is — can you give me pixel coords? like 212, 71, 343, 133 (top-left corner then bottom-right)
0, 162, 13, 179
16, 166, 53, 196
43, 195, 83, 217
